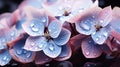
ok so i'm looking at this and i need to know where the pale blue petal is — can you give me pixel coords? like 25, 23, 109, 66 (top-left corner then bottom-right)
10, 39, 35, 63
75, 16, 96, 35
0, 50, 11, 66
53, 28, 71, 46
43, 40, 62, 58
22, 19, 45, 36
91, 27, 110, 44
48, 20, 62, 38
24, 36, 47, 51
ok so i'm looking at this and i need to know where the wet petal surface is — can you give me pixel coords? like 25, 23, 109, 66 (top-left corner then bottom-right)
24, 36, 47, 51
91, 27, 110, 44
53, 28, 71, 46
55, 45, 71, 61
75, 16, 96, 35
43, 40, 62, 58
10, 39, 35, 63
98, 6, 112, 27
81, 37, 102, 58
22, 19, 45, 36
35, 51, 52, 64
0, 49, 11, 66
48, 20, 62, 38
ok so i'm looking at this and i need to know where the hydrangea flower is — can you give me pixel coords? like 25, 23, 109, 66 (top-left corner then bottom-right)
43, 0, 96, 23
19, 6, 71, 59
72, 6, 112, 44
0, 13, 23, 66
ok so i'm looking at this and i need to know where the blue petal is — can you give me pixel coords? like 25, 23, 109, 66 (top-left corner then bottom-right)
81, 37, 102, 58
75, 16, 96, 35
91, 27, 110, 44
43, 40, 62, 58
24, 36, 47, 51
55, 45, 71, 61
48, 20, 62, 38
0, 50, 11, 66
53, 28, 71, 46
9, 38, 35, 63
22, 19, 45, 36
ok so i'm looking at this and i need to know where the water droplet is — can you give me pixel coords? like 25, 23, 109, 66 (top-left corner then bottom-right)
26, 52, 31, 58
49, 44, 54, 51
38, 44, 43, 48
42, 17, 46, 22
10, 31, 15, 36
31, 42, 35, 46
80, 22, 90, 31
2, 56, 9, 61
116, 40, 120, 44
103, 32, 108, 37
23, 50, 27, 54
96, 37, 99, 41
16, 50, 22, 55
100, 20, 104, 23
85, 50, 90, 55
30, 23, 39, 32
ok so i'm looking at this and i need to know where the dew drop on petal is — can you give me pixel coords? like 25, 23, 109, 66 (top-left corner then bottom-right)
49, 44, 54, 51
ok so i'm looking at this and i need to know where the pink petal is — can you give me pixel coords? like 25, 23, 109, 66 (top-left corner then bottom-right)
35, 51, 52, 65
81, 37, 102, 58
69, 34, 87, 52
24, 36, 47, 51
48, 20, 62, 38
54, 45, 72, 61
98, 6, 112, 27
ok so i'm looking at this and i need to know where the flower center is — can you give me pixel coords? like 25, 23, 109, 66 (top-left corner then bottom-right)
95, 24, 103, 31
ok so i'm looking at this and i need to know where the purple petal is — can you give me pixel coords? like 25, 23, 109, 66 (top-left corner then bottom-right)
24, 36, 47, 51
48, 20, 62, 38
53, 28, 71, 46
75, 16, 96, 35
91, 27, 110, 44
54, 45, 71, 61
35, 51, 52, 64
98, 6, 112, 27
81, 37, 102, 58
100, 44, 112, 55
9, 39, 36, 63
22, 19, 45, 36
43, 40, 62, 58
0, 49, 11, 66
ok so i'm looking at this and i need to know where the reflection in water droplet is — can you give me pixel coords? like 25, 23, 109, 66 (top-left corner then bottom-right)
80, 22, 90, 31
100, 20, 104, 23
30, 23, 39, 32
16, 50, 22, 55
42, 17, 46, 23
49, 44, 54, 51
85, 50, 90, 56
26, 52, 31, 58
96, 37, 99, 41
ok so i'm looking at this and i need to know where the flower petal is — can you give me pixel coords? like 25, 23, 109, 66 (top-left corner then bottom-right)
19, 0, 44, 9
22, 19, 45, 36
0, 49, 11, 66
69, 34, 87, 51
48, 20, 62, 38
98, 6, 112, 27
9, 38, 36, 63
81, 37, 102, 58
75, 16, 96, 35
54, 45, 71, 61
53, 28, 71, 46
24, 36, 47, 51
35, 51, 52, 64
43, 40, 62, 58
91, 27, 110, 44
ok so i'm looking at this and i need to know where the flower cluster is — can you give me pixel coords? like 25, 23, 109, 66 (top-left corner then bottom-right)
0, 0, 120, 66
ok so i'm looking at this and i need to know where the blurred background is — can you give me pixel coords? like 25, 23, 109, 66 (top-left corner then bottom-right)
0, 0, 120, 67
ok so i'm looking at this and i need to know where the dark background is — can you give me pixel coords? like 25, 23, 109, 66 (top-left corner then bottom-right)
0, 0, 120, 67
